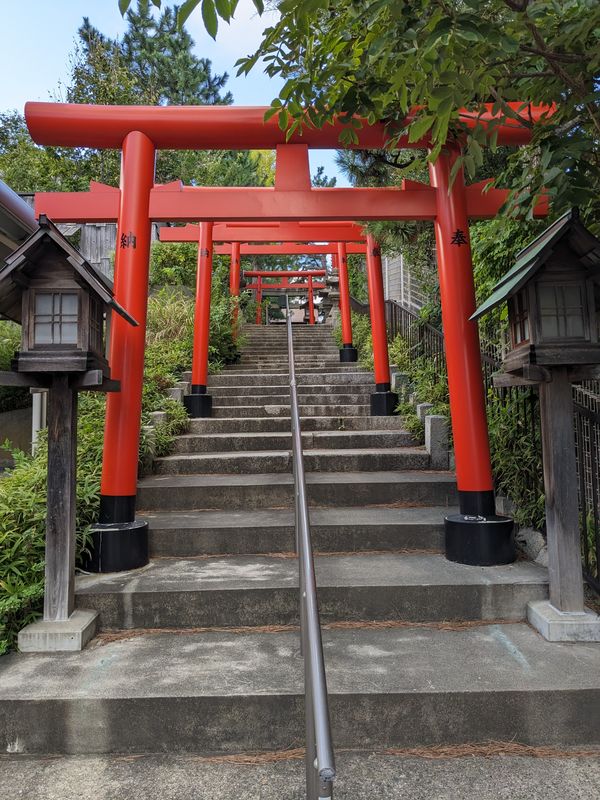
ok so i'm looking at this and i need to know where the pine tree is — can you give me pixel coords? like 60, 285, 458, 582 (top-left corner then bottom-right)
79, 1, 232, 107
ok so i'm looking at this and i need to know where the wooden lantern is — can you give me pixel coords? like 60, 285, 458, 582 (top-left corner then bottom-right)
472, 209, 600, 641
474, 208, 600, 378
0, 215, 135, 376
0, 216, 136, 650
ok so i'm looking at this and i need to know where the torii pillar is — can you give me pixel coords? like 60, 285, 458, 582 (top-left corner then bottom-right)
184, 221, 214, 418
307, 275, 316, 324
336, 242, 357, 362
430, 147, 514, 565
90, 131, 155, 571
229, 241, 241, 339
366, 235, 397, 415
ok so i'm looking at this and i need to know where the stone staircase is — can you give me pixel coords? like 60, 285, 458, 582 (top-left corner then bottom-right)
1, 323, 600, 776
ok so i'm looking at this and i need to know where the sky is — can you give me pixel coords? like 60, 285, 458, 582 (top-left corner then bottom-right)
0, 0, 348, 185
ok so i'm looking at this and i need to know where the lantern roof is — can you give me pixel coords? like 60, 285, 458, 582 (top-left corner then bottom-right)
0, 180, 37, 263
472, 209, 600, 320
0, 215, 136, 326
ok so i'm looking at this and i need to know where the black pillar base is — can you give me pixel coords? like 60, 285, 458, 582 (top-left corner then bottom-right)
340, 345, 358, 363
370, 384, 398, 416
85, 520, 149, 573
445, 514, 515, 566
184, 392, 213, 418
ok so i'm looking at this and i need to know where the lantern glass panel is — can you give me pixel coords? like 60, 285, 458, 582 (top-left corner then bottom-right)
511, 291, 529, 346
538, 284, 585, 339
34, 292, 79, 346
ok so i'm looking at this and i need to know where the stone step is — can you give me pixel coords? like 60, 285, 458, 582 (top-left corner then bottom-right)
75, 553, 548, 630
6, 750, 600, 800
186, 416, 408, 434
207, 372, 372, 387
153, 447, 430, 475
209, 383, 371, 397
240, 347, 338, 355
212, 404, 371, 418
143, 506, 450, 556
212, 392, 370, 407
242, 347, 336, 354
136, 471, 457, 512
6, 622, 599, 756
221, 364, 364, 373
171, 429, 416, 454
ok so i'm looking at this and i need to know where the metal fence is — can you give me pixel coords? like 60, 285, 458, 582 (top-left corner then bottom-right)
385, 299, 600, 593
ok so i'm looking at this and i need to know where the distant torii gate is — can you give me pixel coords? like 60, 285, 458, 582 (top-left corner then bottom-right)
244, 269, 327, 327
27, 101, 549, 571
160, 223, 365, 395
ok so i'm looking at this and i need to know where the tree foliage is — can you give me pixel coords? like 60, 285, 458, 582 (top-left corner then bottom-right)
238, 0, 600, 225
0, 1, 262, 191
128, 0, 600, 226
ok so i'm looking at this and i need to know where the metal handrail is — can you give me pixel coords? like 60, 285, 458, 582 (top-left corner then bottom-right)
285, 298, 336, 799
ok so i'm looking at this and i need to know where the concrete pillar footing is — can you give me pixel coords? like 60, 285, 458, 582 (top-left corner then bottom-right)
18, 610, 99, 652
527, 600, 600, 642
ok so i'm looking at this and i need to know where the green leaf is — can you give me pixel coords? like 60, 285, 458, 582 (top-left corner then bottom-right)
178, 0, 200, 27
263, 106, 280, 122
278, 108, 289, 131
215, 0, 231, 22
201, 0, 218, 38
252, 0, 265, 13
408, 114, 435, 143
118, 0, 131, 14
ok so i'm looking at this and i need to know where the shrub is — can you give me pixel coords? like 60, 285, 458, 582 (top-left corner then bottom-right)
0, 321, 30, 413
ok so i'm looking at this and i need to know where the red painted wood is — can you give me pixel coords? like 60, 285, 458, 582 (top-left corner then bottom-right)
35, 184, 548, 225
244, 270, 326, 278
336, 243, 353, 347
213, 244, 367, 255
101, 131, 155, 498
26, 102, 550, 150
230, 242, 241, 340
191, 223, 214, 386
366, 235, 391, 386
255, 275, 262, 325
429, 149, 494, 493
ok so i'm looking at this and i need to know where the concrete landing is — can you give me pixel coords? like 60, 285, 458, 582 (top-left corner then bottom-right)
73, 553, 548, 628
3, 751, 600, 800
1, 624, 600, 753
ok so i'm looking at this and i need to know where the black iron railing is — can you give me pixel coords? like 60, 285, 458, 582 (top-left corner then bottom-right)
285, 302, 336, 799
385, 298, 600, 593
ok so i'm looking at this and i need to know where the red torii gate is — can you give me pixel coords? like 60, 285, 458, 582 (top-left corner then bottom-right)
160, 222, 363, 378
26, 101, 549, 572
244, 270, 327, 327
